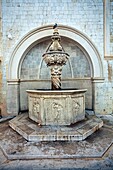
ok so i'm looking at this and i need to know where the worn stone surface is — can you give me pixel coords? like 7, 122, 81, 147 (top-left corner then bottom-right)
9, 113, 103, 142
0, 115, 113, 169
26, 89, 86, 126
20, 38, 91, 81
19, 37, 92, 111
0, 0, 113, 117
0, 0, 105, 116
0, 115, 111, 159
110, 1, 113, 55
19, 79, 92, 112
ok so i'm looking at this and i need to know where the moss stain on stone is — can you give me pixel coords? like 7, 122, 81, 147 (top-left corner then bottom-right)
108, 61, 113, 82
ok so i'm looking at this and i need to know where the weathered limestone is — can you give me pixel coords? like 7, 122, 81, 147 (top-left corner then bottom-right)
26, 89, 87, 126
7, 80, 20, 115
42, 28, 69, 90
7, 25, 105, 115
0, 0, 112, 116
20, 28, 103, 142
26, 29, 87, 129
9, 113, 103, 142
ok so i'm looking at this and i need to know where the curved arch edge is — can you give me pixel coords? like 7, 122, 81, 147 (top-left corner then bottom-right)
8, 24, 104, 80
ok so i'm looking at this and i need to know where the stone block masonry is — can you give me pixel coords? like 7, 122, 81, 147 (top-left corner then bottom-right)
110, 0, 113, 55
2, 0, 104, 64
0, 0, 3, 115
0, 0, 113, 115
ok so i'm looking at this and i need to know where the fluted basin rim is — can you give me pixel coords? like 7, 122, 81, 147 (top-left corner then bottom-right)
26, 89, 87, 95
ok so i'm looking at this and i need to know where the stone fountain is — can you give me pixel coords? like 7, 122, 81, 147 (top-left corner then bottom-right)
9, 27, 103, 142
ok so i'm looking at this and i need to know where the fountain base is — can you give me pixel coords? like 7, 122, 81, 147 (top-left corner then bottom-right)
9, 113, 103, 142
8, 89, 103, 142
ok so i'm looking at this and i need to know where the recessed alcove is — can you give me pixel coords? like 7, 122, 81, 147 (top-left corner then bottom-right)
7, 25, 104, 115
20, 38, 91, 80
19, 37, 92, 111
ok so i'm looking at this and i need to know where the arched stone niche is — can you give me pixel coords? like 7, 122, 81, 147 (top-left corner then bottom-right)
20, 38, 92, 80
7, 25, 104, 115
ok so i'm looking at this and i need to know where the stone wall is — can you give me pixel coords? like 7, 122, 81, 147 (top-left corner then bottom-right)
110, 0, 113, 55
0, 0, 3, 116
2, 0, 103, 91
0, 0, 113, 116
103, 0, 113, 115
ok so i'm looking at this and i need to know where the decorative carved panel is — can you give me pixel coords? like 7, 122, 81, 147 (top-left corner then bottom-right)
44, 98, 67, 125
29, 97, 41, 124
72, 99, 80, 115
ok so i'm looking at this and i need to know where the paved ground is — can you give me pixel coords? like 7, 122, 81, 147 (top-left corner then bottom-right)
0, 114, 113, 170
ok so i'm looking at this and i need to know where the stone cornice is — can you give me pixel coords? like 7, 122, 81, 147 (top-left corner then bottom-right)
7, 77, 105, 83
7, 79, 20, 85
91, 77, 105, 83
104, 56, 113, 60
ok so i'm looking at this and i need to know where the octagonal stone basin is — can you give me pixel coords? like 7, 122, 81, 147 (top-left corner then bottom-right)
26, 89, 87, 126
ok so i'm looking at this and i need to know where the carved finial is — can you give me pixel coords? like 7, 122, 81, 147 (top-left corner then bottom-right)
49, 28, 62, 51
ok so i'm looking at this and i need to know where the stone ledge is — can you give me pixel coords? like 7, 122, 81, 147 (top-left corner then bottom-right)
9, 113, 103, 142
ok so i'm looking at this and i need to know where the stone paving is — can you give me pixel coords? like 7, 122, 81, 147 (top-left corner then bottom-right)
0, 114, 113, 169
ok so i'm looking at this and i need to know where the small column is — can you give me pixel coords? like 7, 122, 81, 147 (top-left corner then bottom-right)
7, 80, 20, 115
51, 65, 62, 90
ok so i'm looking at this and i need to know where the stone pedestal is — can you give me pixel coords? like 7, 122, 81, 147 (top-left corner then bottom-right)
9, 113, 103, 142
26, 89, 87, 126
